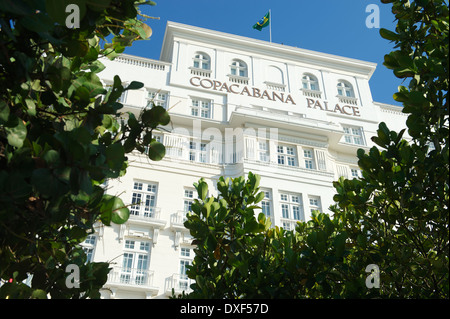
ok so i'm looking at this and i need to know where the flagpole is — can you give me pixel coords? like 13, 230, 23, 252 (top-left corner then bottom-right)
269, 9, 272, 43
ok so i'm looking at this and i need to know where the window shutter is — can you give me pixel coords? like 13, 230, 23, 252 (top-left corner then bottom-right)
314, 149, 328, 171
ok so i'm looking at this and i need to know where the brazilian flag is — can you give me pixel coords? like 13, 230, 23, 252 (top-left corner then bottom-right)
253, 11, 270, 31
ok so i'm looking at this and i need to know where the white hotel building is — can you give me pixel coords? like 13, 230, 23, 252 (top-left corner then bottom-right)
89, 21, 408, 299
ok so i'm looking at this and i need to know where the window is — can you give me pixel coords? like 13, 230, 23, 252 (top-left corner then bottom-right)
130, 181, 158, 218
308, 196, 322, 214
191, 99, 211, 119
120, 239, 151, 285
302, 74, 319, 91
343, 126, 365, 145
81, 235, 96, 263
258, 140, 269, 162
179, 247, 193, 291
230, 60, 248, 77
337, 81, 355, 98
351, 168, 362, 178
260, 190, 272, 220
280, 193, 304, 221
189, 141, 208, 163
303, 148, 315, 169
193, 52, 210, 70
146, 90, 168, 109
280, 192, 304, 230
183, 188, 195, 212
268, 66, 284, 85
277, 144, 297, 167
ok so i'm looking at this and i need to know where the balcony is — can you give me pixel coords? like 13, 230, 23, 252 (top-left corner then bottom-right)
264, 81, 286, 92
114, 54, 170, 71
337, 95, 358, 106
189, 67, 212, 78
128, 207, 166, 228
280, 218, 300, 232
170, 211, 188, 231
165, 273, 195, 297
301, 88, 322, 99
106, 267, 159, 296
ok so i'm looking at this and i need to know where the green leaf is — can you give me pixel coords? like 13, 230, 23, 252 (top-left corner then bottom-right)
147, 140, 165, 161
254, 191, 265, 204
86, 0, 112, 12
141, 105, 170, 128
196, 180, 208, 201
5, 118, 27, 148
74, 86, 91, 107
105, 142, 125, 169
126, 81, 144, 90
379, 28, 399, 41
334, 232, 347, 258
31, 289, 47, 299
0, 100, 10, 124
100, 195, 130, 225
0, 0, 33, 15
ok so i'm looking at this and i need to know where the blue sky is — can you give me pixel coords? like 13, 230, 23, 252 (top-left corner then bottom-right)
124, 0, 404, 106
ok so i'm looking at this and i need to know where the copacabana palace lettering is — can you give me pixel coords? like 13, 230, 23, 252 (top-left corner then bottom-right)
189, 76, 296, 105
306, 98, 360, 117
189, 77, 360, 117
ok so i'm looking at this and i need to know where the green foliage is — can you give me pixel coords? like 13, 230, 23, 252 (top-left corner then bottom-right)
182, 0, 448, 299
0, 0, 169, 298
182, 174, 380, 299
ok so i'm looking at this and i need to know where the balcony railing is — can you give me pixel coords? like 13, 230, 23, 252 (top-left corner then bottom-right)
189, 67, 212, 78
301, 88, 322, 99
166, 273, 195, 296
114, 55, 170, 71
170, 211, 188, 228
337, 95, 358, 106
128, 207, 166, 228
107, 267, 156, 288
280, 218, 300, 232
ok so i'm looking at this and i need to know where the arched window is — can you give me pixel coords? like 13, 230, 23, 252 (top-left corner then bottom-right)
337, 80, 355, 97
193, 52, 210, 70
230, 59, 247, 77
268, 66, 284, 84
302, 74, 319, 91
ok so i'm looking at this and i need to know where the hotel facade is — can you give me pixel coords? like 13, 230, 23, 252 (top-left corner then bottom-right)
89, 22, 409, 299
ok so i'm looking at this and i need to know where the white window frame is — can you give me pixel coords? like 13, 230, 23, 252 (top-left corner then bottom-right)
350, 167, 362, 178
303, 148, 315, 170
130, 181, 158, 218
193, 52, 211, 70
146, 89, 168, 109
302, 74, 320, 91
277, 144, 297, 167
120, 239, 151, 285
189, 140, 208, 163
280, 192, 305, 221
179, 247, 194, 291
343, 126, 365, 145
191, 98, 212, 119
183, 188, 195, 212
337, 81, 355, 98
257, 140, 269, 162
308, 196, 322, 214
81, 234, 97, 263
260, 190, 272, 220
230, 59, 248, 77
